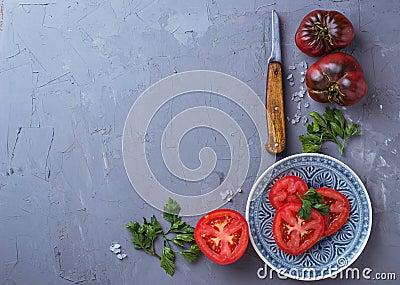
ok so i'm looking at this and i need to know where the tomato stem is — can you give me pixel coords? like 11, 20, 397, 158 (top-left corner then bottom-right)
321, 72, 345, 105
313, 16, 333, 46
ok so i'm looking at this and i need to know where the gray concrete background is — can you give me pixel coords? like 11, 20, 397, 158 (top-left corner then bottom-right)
0, 0, 399, 284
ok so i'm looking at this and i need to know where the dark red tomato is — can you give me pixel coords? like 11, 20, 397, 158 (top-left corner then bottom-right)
306, 52, 368, 106
273, 203, 325, 255
316, 187, 350, 236
194, 209, 249, 265
295, 10, 354, 57
268, 176, 309, 209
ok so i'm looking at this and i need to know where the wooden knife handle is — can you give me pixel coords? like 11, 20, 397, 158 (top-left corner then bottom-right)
266, 61, 286, 153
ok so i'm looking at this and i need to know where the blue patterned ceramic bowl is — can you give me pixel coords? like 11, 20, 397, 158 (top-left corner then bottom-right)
246, 153, 372, 281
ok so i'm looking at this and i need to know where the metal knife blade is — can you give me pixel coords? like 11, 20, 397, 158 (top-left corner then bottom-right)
268, 10, 282, 63
265, 10, 286, 154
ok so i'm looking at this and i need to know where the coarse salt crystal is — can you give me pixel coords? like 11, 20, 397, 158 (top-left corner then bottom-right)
287, 74, 294, 80
289, 65, 296, 70
220, 191, 228, 200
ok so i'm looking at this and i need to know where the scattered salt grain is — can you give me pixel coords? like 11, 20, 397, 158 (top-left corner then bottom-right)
110, 243, 121, 253
117, 253, 127, 260
301, 71, 306, 76
300, 77, 305, 83
287, 74, 294, 80
294, 96, 302, 102
302, 116, 308, 124
289, 65, 296, 70
289, 81, 295, 87
220, 191, 228, 200
304, 102, 310, 108
110, 242, 127, 260
379, 104, 383, 110
385, 138, 392, 146
297, 102, 302, 110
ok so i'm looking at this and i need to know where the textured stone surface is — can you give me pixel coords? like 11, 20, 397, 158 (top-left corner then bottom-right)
0, 0, 399, 284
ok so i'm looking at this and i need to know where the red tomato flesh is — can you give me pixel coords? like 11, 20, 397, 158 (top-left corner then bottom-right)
273, 203, 325, 255
268, 176, 309, 209
194, 209, 249, 265
316, 187, 350, 236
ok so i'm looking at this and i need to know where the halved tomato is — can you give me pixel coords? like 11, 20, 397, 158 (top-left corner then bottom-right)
194, 209, 249, 265
273, 203, 325, 255
268, 176, 309, 209
316, 187, 350, 236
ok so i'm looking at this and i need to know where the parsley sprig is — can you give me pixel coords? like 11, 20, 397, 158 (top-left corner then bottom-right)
126, 198, 201, 276
297, 188, 330, 220
299, 107, 361, 156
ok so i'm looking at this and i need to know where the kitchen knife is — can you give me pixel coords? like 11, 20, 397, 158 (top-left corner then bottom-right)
265, 10, 286, 154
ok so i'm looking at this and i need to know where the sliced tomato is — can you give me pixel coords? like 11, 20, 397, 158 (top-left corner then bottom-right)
273, 203, 325, 255
316, 187, 350, 236
194, 209, 249, 265
268, 176, 309, 209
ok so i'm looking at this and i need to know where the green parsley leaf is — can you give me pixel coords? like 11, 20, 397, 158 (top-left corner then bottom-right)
160, 246, 176, 276
298, 199, 312, 220
333, 108, 345, 129
309, 111, 327, 128
126, 221, 148, 250
179, 244, 201, 263
126, 198, 200, 276
299, 107, 361, 156
298, 188, 330, 220
163, 198, 181, 224
330, 121, 344, 139
164, 197, 181, 215
173, 233, 195, 243
166, 220, 194, 234
312, 203, 330, 215
299, 134, 322, 153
